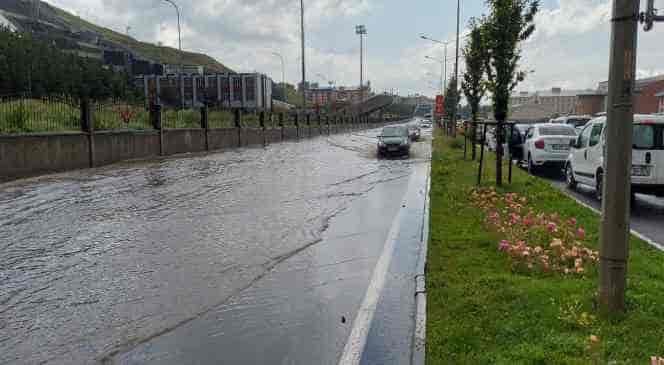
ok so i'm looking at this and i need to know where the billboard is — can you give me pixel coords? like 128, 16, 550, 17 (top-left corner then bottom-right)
435, 95, 445, 117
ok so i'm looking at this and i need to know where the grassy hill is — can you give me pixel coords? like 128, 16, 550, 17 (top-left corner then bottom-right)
2, 0, 233, 73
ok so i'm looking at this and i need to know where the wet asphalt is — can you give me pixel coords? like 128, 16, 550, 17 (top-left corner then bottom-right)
531, 167, 664, 246
0, 122, 431, 365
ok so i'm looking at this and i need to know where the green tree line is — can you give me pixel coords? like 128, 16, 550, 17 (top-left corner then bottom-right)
0, 27, 135, 100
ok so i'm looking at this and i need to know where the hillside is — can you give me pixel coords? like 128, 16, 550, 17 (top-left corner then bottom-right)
0, 0, 233, 73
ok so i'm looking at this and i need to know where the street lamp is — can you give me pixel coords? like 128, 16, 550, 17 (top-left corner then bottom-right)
300, 0, 306, 109
420, 35, 449, 96
452, 0, 461, 137
272, 52, 285, 102
162, 0, 183, 109
356, 25, 367, 102
425, 55, 445, 96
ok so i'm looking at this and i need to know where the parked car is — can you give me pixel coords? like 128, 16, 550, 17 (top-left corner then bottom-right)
522, 124, 577, 173
408, 123, 421, 141
551, 115, 592, 134
565, 114, 664, 201
377, 126, 411, 157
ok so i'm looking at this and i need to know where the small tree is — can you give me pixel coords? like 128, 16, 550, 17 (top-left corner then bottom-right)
461, 18, 488, 160
444, 76, 460, 135
483, 0, 539, 185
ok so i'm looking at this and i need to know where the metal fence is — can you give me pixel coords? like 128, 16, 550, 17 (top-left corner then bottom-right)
94, 100, 152, 130
162, 107, 203, 129
0, 94, 81, 134
208, 106, 235, 129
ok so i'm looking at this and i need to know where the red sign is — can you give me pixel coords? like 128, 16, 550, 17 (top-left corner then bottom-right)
435, 95, 445, 116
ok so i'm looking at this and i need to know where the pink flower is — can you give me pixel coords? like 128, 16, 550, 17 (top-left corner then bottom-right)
547, 222, 558, 233
575, 258, 583, 268
568, 217, 578, 226
498, 240, 510, 252
577, 228, 586, 239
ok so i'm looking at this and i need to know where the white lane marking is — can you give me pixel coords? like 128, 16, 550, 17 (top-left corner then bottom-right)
337, 198, 405, 365
560, 190, 664, 252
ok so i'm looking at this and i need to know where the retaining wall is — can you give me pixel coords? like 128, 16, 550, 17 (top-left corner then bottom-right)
1, 121, 392, 182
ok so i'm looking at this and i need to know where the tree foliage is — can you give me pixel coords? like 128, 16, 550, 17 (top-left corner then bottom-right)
461, 18, 488, 123
0, 27, 135, 100
482, 0, 539, 122
444, 76, 461, 119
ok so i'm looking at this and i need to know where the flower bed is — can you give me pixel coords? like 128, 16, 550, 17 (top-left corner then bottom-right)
471, 187, 598, 275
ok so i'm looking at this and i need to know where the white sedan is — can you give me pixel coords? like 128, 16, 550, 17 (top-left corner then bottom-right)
522, 124, 578, 174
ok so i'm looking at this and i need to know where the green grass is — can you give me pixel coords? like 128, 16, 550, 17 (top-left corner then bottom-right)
94, 103, 151, 130
427, 132, 664, 364
0, 99, 80, 133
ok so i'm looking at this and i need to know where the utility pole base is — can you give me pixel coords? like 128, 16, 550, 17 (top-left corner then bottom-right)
599, 258, 627, 314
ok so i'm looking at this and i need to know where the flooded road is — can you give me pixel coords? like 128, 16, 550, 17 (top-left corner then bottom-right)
0, 123, 431, 364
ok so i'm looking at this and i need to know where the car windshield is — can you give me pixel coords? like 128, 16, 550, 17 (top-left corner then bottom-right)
567, 118, 590, 128
539, 126, 576, 136
382, 127, 405, 137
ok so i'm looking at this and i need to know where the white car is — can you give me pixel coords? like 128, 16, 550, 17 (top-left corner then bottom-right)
565, 114, 664, 201
523, 124, 578, 173
551, 115, 592, 135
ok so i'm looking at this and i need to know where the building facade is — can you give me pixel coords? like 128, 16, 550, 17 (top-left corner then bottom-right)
510, 88, 588, 116
598, 75, 664, 114
576, 93, 607, 116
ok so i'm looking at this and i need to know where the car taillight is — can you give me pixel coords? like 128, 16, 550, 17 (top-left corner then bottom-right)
535, 139, 545, 149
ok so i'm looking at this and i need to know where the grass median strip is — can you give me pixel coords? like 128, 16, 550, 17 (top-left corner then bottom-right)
426, 133, 664, 364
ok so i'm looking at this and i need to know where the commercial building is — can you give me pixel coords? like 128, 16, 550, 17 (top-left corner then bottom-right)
510, 88, 588, 116
575, 92, 607, 116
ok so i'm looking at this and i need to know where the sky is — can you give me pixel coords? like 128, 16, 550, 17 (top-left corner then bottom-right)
42, 0, 664, 98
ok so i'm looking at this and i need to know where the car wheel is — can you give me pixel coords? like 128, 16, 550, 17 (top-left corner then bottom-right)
565, 164, 577, 190
527, 155, 537, 175
595, 170, 603, 201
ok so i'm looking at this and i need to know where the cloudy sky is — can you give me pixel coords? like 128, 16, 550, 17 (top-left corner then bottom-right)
43, 0, 664, 97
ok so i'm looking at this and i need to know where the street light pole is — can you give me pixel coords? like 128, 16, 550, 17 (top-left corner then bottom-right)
162, 0, 183, 110
272, 52, 285, 102
300, 0, 306, 110
356, 25, 367, 103
451, 0, 461, 137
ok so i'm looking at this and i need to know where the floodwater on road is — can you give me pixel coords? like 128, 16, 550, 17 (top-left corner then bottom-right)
0, 124, 431, 364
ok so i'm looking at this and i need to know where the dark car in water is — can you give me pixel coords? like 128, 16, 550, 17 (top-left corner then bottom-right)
378, 126, 411, 157
408, 123, 421, 141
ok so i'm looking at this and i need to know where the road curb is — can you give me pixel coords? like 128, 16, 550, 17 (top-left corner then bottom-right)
412, 161, 431, 365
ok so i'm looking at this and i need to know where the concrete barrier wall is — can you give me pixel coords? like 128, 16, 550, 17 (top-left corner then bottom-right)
283, 127, 298, 140
1, 121, 390, 182
94, 131, 160, 166
164, 129, 207, 156
0, 133, 90, 181
208, 128, 239, 150
240, 128, 265, 147
265, 128, 282, 144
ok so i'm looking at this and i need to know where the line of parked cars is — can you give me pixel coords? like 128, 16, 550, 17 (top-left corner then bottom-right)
491, 114, 664, 202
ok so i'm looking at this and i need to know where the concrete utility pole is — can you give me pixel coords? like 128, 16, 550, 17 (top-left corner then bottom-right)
451, 0, 461, 137
599, 0, 639, 314
300, 0, 306, 110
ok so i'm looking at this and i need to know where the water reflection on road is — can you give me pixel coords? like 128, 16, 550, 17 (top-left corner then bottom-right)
0, 125, 430, 364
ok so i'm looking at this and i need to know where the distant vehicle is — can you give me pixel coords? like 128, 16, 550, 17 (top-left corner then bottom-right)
408, 123, 421, 141
377, 126, 411, 157
420, 119, 432, 129
566, 114, 664, 201
551, 115, 592, 134
522, 124, 577, 174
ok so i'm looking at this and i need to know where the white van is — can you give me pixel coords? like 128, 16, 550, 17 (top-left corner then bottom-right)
565, 114, 664, 201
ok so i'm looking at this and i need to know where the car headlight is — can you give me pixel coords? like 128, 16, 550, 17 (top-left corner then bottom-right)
378, 140, 385, 147
401, 138, 408, 145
